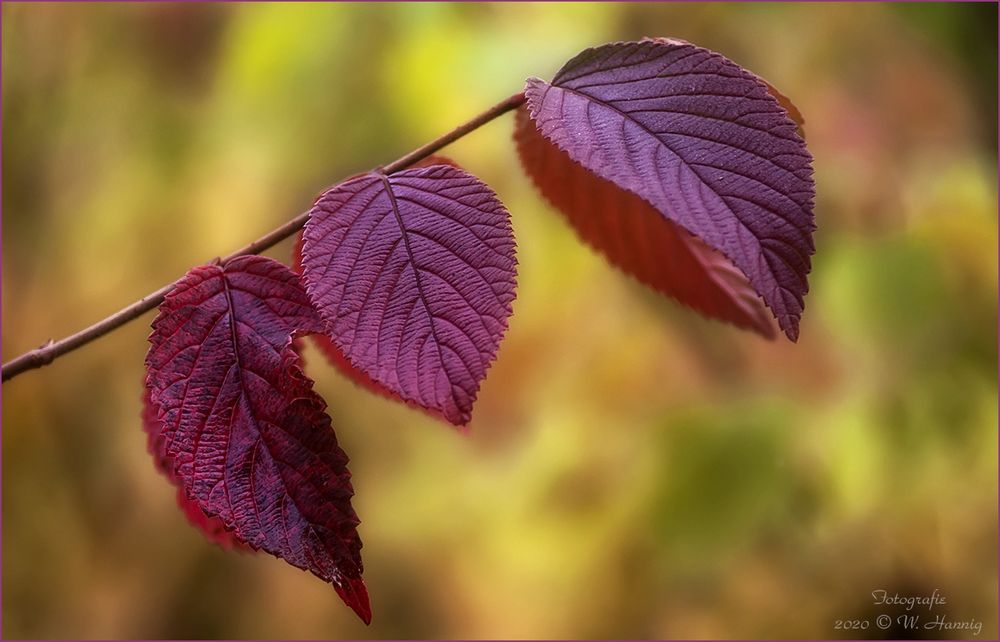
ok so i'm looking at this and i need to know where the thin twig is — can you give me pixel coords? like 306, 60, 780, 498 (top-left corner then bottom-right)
2, 91, 527, 382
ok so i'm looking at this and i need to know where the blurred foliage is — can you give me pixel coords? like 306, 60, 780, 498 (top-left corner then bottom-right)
2, 2, 997, 639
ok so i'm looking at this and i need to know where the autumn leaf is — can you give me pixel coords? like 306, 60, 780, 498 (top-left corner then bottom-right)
144, 255, 370, 623
521, 39, 816, 340
300, 164, 517, 426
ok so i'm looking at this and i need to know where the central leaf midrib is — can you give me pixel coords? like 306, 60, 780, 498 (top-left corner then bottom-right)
220, 276, 261, 532
550, 82, 769, 312
219, 275, 350, 572
555, 83, 733, 218
378, 174, 451, 402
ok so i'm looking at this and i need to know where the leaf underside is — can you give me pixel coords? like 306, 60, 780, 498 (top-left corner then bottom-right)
144, 255, 370, 624
300, 164, 517, 426
523, 39, 816, 340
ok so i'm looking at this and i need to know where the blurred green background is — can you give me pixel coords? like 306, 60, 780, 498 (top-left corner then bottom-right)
2, 2, 997, 639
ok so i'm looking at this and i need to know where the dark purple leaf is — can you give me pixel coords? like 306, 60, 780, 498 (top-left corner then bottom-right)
300, 164, 517, 426
144, 255, 370, 624
514, 105, 776, 338
523, 39, 815, 340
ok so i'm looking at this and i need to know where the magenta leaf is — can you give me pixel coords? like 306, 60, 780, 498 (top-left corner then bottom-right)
144, 255, 370, 624
300, 164, 517, 426
524, 39, 815, 340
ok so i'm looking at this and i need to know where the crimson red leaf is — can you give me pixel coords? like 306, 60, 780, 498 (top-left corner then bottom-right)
144, 255, 370, 624
514, 105, 776, 338
142, 388, 249, 551
523, 39, 816, 340
300, 164, 517, 426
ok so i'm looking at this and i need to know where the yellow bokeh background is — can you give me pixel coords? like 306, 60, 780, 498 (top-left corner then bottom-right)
2, 3, 997, 639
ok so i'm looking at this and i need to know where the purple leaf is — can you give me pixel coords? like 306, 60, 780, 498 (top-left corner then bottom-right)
290, 163, 470, 425
293, 231, 406, 402
144, 255, 370, 624
524, 39, 816, 340
514, 105, 776, 338
300, 165, 517, 426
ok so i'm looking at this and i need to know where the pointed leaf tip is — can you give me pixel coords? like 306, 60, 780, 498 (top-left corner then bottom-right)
336, 575, 373, 625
